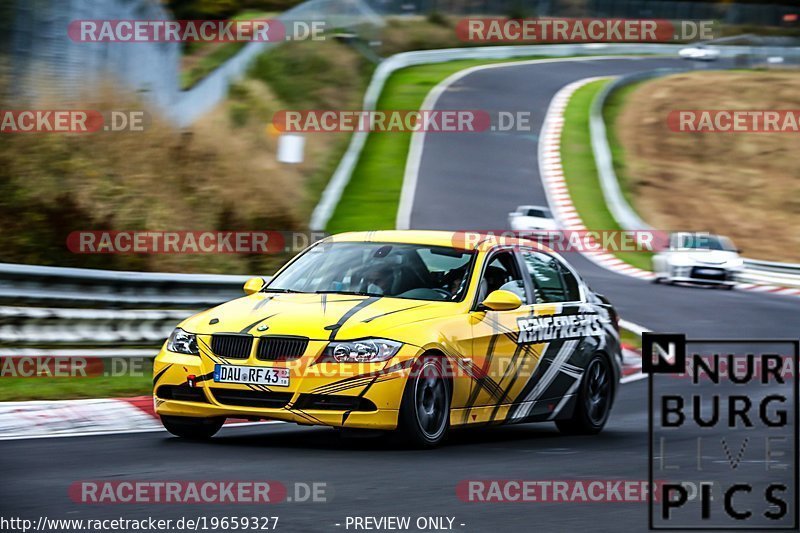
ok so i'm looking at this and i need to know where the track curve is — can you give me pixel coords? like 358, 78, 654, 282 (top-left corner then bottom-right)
406, 56, 800, 338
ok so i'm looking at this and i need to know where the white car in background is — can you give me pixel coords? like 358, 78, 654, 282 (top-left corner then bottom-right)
678, 45, 720, 61
653, 233, 743, 289
508, 205, 557, 233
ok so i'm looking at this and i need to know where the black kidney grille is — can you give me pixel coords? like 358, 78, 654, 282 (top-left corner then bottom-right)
211, 334, 253, 359
257, 336, 309, 361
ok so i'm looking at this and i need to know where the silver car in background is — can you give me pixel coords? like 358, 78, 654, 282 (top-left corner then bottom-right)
508, 205, 558, 233
652, 232, 743, 288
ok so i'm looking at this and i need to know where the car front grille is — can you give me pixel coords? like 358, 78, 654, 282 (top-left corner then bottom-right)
256, 336, 309, 361
208, 388, 293, 409
211, 334, 253, 359
690, 267, 728, 281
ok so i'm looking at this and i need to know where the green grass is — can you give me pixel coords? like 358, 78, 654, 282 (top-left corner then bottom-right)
182, 43, 247, 89
620, 327, 642, 350
326, 56, 552, 233
0, 359, 154, 401
560, 79, 652, 271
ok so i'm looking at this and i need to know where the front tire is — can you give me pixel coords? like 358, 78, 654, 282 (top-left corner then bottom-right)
397, 356, 450, 448
556, 353, 613, 435
161, 415, 224, 440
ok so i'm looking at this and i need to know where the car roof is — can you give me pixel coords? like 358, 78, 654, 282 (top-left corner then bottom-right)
326, 230, 555, 253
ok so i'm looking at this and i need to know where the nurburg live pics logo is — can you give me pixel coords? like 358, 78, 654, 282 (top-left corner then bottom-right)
644, 333, 799, 530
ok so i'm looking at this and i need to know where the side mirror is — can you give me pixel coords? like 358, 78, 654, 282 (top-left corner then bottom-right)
479, 290, 523, 311
243, 277, 266, 295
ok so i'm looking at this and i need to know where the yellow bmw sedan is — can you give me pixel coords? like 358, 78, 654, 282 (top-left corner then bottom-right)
154, 231, 621, 447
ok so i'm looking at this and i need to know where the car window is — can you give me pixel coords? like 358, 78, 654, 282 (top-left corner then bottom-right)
526, 208, 550, 218
477, 251, 528, 304
267, 242, 475, 302
672, 233, 735, 252
521, 251, 580, 303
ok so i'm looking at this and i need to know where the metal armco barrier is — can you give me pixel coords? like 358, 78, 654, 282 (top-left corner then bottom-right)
0, 262, 264, 352
0, 263, 252, 309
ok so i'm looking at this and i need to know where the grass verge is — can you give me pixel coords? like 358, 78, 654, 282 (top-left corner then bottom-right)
0, 360, 153, 401
560, 79, 652, 271
620, 327, 642, 351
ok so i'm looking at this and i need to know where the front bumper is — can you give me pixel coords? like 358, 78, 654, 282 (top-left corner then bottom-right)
667, 265, 739, 285
152, 343, 419, 431
667, 276, 736, 286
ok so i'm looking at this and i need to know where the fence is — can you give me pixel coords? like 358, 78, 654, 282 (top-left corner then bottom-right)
8, 0, 383, 127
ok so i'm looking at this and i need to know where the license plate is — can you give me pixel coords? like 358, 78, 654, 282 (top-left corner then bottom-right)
695, 268, 722, 276
213, 364, 289, 387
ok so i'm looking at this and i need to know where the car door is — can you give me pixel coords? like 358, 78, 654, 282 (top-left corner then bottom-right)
463, 248, 540, 423
505, 248, 604, 423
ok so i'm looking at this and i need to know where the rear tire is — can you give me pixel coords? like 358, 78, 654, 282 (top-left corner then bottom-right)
161, 415, 224, 440
397, 356, 450, 448
556, 353, 613, 435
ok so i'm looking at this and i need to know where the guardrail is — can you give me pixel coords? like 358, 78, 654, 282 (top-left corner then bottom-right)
0, 262, 252, 309
739, 261, 800, 288
588, 66, 800, 287
0, 262, 264, 349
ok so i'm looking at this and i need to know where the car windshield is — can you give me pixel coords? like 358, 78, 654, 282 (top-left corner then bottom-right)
677, 234, 735, 251
266, 242, 476, 302
526, 208, 551, 218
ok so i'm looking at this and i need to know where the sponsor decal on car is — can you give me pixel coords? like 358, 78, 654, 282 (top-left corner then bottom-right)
517, 314, 605, 344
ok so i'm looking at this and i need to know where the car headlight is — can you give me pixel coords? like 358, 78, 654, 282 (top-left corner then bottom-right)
321, 339, 402, 363
166, 328, 199, 355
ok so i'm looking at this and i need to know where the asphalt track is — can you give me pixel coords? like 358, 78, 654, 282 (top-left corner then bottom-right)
1, 57, 798, 533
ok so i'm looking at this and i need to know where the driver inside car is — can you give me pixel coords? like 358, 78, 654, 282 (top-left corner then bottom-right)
363, 264, 395, 295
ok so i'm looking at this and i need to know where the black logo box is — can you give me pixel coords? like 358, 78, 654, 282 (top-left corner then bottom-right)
645, 335, 799, 531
